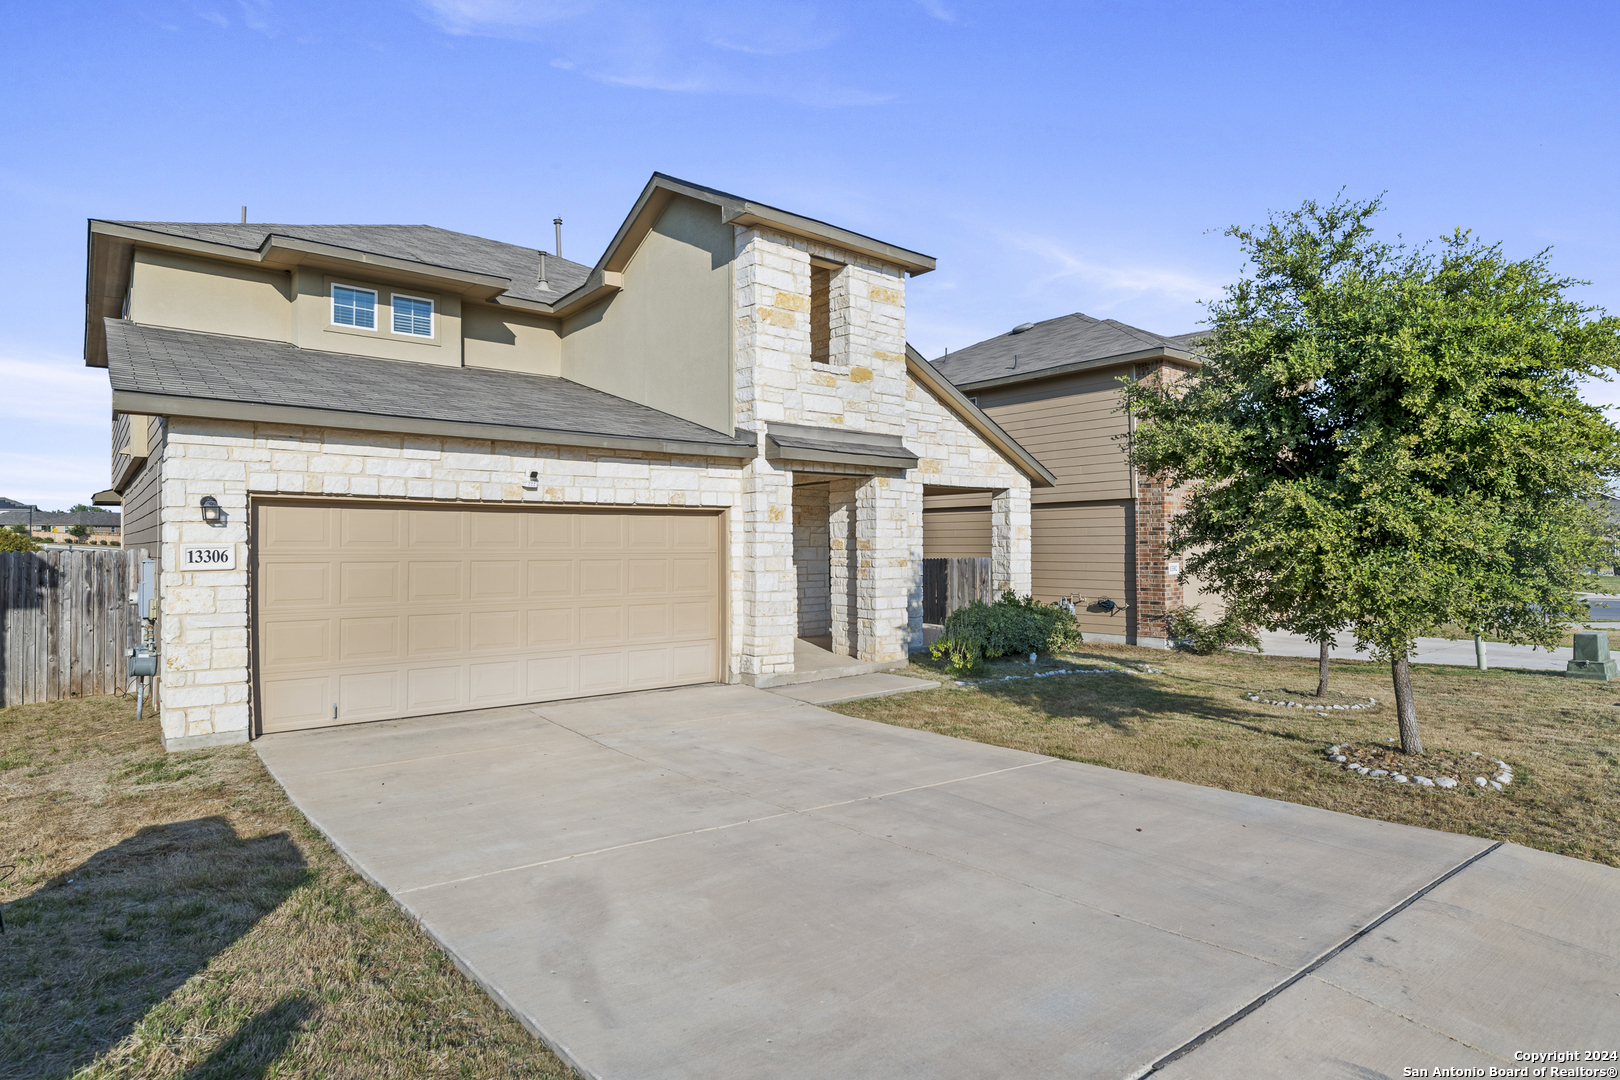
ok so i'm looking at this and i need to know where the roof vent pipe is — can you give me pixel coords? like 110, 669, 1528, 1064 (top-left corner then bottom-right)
554, 217, 563, 261
1011, 322, 1035, 334
538, 250, 549, 290
240, 206, 247, 224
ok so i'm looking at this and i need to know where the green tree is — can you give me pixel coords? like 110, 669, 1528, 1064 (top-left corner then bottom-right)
0, 529, 39, 553
69, 503, 94, 513
67, 523, 91, 540
1125, 194, 1620, 754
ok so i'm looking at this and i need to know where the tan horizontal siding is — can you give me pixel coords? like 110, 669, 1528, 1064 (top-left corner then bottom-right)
1030, 503, 1133, 639
923, 509, 992, 559
979, 372, 1134, 503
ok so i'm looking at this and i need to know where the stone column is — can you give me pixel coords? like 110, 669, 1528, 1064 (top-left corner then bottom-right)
991, 486, 1032, 599
739, 455, 797, 683
828, 478, 858, 656
855, 475, 909, 662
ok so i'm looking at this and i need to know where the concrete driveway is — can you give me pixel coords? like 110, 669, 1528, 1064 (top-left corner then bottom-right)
255, 684, 1619, 1079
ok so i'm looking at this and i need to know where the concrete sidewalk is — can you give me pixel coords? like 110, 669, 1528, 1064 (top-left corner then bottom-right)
255, 684, 1620, 1079
1258, 630, 1574, 671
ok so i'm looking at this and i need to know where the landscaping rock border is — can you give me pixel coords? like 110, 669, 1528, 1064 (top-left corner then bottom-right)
1247, 690, 1376, 711
1324, 742, 1515, 792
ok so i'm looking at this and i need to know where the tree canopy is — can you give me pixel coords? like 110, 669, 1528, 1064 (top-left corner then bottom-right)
1125, 194, 1620, 753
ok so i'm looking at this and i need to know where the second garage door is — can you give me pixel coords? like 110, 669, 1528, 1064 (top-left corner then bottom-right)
254, 502, 723, 733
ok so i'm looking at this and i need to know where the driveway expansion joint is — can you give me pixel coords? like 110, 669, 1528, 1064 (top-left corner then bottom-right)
1140, 839, 1505, 1075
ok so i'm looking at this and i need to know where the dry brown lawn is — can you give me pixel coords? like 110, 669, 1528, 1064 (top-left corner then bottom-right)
834, 644, 1620, 868
0, 695, 575, 1080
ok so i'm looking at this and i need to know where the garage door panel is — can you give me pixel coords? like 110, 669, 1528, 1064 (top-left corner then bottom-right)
579, 560, 622, 595
263, 505, 331, 548
471, 512, 521, 548
261, 674, 332, 729
408, 512, 463, 547
342, 508, 399, 548
470, 660, 522, 704
672, 557, 715, 592
578, 652, 625, 693
407, 613, 463, 655
627, 515, 669, 548
527, 560, 574, 597
470, 561, 521, 600
407, 666, 462, 711
527, 608, 576, 647
339, 670, 398, 717
527, 656, 575, 697
672, 600, 714, 637
263, 563, 331, 605
255, 503, 722, 733
626, 603, 668, 639
338, 616, 399, 661
527, 514, 575, 548
340, 562, 399, 604
578, 606, 623, 644
262, 619, 330, 666
580, 515, 623, 549
409, 562, 462, 602
626, 646, 671, 686
470, 609, 521, 650
671, 642, 717, 681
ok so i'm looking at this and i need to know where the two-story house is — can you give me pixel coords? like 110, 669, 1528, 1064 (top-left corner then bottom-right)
86, 174, 1053, 750
925, 313, 1216, 647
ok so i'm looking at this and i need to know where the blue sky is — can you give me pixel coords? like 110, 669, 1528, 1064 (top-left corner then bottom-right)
4, 0, 1618, 509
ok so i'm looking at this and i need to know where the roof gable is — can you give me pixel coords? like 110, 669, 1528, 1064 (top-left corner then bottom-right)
931, 312, 1204, 389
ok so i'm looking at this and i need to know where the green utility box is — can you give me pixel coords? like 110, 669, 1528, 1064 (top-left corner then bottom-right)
1566, 632, 1619, 681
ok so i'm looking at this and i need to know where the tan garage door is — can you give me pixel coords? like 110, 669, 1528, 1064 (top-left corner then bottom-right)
253, 502, 723, 733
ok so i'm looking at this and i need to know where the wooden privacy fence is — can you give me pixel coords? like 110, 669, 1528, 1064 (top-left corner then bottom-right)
922, 557, 994, 624
0, 549, 145, 707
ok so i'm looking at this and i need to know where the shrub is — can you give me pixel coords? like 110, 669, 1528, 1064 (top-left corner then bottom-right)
928, 591, 1082, 674
0, 529, 39, 553
1166, 605, 1262, 655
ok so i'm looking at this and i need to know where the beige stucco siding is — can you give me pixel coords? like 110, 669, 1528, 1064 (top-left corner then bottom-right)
128, 249, 292, 343
463, 305, 563, 375
289, 268, 463, 367
562, 196, 733, 434
922, 509, 991, 558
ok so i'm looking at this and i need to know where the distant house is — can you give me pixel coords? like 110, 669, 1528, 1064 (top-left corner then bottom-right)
0, 496, 38, 511
926, 313, 1214, 647
0, 509, 121, 541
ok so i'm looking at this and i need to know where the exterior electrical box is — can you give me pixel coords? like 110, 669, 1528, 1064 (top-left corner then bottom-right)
137, 558, 155, 621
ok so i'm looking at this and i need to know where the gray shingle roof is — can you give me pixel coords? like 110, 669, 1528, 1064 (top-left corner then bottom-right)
0, 510, 120, 526
105, 320, 750, 451
930, 312, 1205, 388
110, 222, 592, 305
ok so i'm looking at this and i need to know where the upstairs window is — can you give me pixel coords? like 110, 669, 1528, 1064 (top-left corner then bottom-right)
392, 294, 434, 337
810, 266, 831, 365
332, 285, 376, 329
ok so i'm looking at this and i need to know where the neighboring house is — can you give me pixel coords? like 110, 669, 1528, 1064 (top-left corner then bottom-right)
925, 312, 1214, 647
0, 509, 121, 539
0, 497, 39, 511
85, 173, 1053, 750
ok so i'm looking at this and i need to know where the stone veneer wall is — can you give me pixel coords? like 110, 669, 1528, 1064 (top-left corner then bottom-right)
154, 417, 750, 749
792, 482, 831, 637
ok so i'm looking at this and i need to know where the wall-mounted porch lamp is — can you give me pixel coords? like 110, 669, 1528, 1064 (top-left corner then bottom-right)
200, 496, 224, 525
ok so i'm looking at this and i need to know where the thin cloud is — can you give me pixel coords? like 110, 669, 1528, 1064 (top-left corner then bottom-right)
1007, 232, 1221, 313
420, 0, 598, 36
915, 0, 955, 22
0, 353, 109, 428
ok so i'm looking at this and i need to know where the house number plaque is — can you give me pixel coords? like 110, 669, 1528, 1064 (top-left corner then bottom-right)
182, 545, 236, 571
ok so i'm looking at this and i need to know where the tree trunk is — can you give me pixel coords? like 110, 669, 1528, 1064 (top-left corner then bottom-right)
1316, 638, 1330, 697
1392, 652, 1423, 755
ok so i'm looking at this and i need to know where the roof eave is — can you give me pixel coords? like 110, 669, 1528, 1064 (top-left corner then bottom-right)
108, 389, 757, 461
950, 345, 1201, 394
905, 344, 1058, 488
598, 174, 937, 278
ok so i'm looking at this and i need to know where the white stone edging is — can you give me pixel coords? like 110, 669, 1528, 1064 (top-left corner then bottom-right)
1324, 745, 1514, 792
